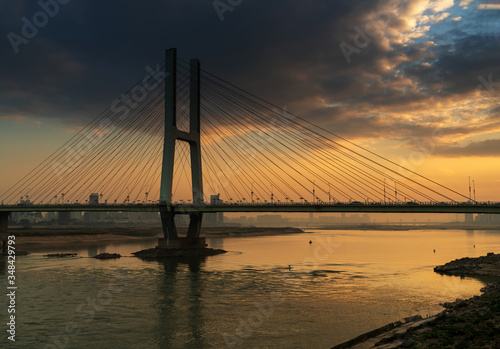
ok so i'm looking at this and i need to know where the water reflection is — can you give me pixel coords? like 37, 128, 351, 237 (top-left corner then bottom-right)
87, 246, 98, 257
147, 257, 208, 349
187, 261, 205, 348
478, 229, 500, 235
83, 245, 111, 257
8, 229, 500, 348
207, 238, 224, 249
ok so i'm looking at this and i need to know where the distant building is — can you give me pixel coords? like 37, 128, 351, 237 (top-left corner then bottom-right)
465, 213, 474, 223
475, 214, 500, 224
44, 212, 57, 222
174, 215, 189, 226
206, 194, 224, 224
70, 212, 82, 222
317, 213, 370, 224
10, 199, 41, 224
256, 214, 289, 226
58, 212, 71, 225
85, 193, 101, 223
142, 212, 160, 224
107, 211, 128, 223
128, 212, 160, 224
89, 193, 99, 205
45, 211, 81, 225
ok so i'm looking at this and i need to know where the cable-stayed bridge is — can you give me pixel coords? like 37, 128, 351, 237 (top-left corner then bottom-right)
1, 49, 498, 248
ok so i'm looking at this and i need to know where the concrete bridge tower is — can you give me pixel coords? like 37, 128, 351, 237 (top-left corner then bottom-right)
158, 48, 205, 249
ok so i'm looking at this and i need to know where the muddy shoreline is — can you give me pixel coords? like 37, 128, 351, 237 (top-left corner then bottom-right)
318, 223, 500, 231
6, 226, 305, 252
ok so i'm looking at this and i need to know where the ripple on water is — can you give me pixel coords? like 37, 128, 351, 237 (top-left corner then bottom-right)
8, 229, 494, 348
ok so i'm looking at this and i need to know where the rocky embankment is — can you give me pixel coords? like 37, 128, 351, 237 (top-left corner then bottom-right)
403, 281, 500, 348
133, 247, 226, 258
331, 253, 500, 349
402, 253, 500, 348
331, 314, 441, 349
434, 252, 500, 278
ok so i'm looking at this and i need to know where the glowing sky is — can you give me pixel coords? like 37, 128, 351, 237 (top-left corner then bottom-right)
1, 0, 499, 201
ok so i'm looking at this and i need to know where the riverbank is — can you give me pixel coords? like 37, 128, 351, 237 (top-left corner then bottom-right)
7, 226, 305, 251
331, 253, 500, 348
318, 223, 500, 231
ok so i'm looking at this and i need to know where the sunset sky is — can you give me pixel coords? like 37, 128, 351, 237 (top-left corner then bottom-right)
1, 0, 500, 202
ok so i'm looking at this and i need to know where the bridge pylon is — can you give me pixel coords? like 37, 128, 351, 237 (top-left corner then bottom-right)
158, 48, 205, 249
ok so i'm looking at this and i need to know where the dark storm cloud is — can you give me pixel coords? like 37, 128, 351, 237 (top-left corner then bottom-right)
0, 0, 499, 153
0, 1, 217, 122
400, 34, 500, 96
0, 0, 360, 123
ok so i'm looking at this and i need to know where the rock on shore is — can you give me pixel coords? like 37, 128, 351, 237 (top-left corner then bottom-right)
434, 252, 500, 277
133, 247, 226, 258
331, 314, 440, 349
93, 253, 121, 259
403, 282, 500, 348
397, 253, 500, 348
43, 253, 77, 257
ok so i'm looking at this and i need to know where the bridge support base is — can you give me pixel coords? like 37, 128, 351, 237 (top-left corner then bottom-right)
159, 207, 205, 249
157, 237, 206, 249
0, 212, 9, 255
160, 205, 178, 240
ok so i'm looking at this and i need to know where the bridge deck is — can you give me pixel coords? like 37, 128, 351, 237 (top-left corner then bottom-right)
1, 203, 500, 214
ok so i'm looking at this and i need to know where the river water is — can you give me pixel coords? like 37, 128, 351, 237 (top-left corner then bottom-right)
2, 229, 500, 349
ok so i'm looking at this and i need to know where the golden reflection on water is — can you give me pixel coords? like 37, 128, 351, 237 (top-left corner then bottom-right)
206, 229, 498, 271
11, 228, 499, 348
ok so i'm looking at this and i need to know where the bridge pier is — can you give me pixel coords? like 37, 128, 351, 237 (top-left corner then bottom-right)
186, 212, 203, 239
160, 205, 178, 240
159, 206, 205, 249
0, 211, 9, 255
157, 236, 206, 249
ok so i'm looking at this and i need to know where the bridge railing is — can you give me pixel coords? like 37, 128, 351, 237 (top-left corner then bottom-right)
2, 200, 500, 208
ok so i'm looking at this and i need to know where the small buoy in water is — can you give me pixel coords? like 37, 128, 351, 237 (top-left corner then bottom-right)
309, 240, 312, 244
473, 245, 475, 248
433, 249, 436, 253
287, 265, 292, 270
